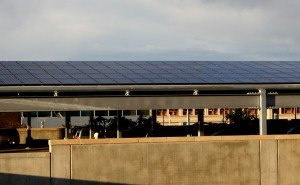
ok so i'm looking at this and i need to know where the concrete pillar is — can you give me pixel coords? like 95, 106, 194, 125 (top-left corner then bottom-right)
197, 109, 204, 136
259, 89, 267, 135
204, 109, 209, 115
65, 111, 71, 139
179, 109, 183, 116
267, 109, 273, 119
26, 112, 33, 146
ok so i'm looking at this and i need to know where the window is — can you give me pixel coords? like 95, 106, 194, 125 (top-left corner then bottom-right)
123, 110, 136, 116
137, 110, 149, 115
95, 110, 108, 116
38, 111, 51, 117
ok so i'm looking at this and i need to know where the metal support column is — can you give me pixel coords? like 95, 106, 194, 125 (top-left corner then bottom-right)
117, 110, 122, 138
259, 89, 267, 135
65, 111, 71, 139
89, 111, 94, 139
186, 109, 190, 125
151, 109, 157, 130
26, 112, 33, 146
197, 109, 204, 136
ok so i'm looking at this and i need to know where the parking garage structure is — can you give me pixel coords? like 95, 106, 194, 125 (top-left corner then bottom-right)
1, 61, 300, 138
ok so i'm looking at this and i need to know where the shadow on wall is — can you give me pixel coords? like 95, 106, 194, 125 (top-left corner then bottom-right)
0, 173, 133, 185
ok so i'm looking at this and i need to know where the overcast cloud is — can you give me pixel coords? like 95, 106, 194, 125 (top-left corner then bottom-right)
0, 0, 300, 61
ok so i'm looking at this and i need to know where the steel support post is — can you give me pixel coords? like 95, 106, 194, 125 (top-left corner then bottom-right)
117, 110, 122, 138
65, 111, 71, 139
186, 109, 190, 125
259, 89, 267, 135
151, 109, 157, 130
197, 109, 204, 136
26, 112, 33, 146
89, 111, 94, 139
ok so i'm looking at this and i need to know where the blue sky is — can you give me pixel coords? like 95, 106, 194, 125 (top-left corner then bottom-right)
1, 0, 300, 61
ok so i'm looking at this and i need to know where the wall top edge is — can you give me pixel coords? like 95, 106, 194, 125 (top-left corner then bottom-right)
49, 135, 300, 146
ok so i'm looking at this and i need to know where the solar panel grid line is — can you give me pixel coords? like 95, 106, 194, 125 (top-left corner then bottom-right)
39, 78, 61, 84
87, 73, 108, 79
283, 78, 300, 83
61, 69, 82, 74
15, 74, 36, 79
1, 69, 12, 74
20, 78, 41, 84
157, 73, 178, 78
94, 78, 116, 84
266, 77, 290, 83
76, 78, 98, 84
147, 78, 172, 83
273, 73, 295, 78
139, 73, 160, 79
289, 73, 300, 77
51, 73, 72, 79
122, 74, 144, 79
69, 73, 90, 79
236, 78, 259, 83
174, 73, 196, 78
1, 78, 22, 84
131, 78, 153, 83
167, 78, 188, 83
105, 73, 125, 79
58, 78, 79, 84
113, 78, 135, 83
98, 69, 117, 74
33, 74, 53, 79
45, 69, 67, 74
113, 69, 134, 74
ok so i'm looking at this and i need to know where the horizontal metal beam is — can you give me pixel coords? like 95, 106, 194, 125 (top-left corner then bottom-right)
268, 95, 300, 107
0, 84, 300, 92
0, 95, 259, 112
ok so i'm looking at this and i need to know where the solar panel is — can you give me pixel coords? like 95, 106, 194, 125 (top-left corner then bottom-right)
0, 61, 300, 86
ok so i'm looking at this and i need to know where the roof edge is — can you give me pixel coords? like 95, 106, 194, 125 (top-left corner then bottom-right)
0, 84, 300, 92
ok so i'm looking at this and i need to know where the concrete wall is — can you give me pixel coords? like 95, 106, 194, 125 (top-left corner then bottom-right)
0, 152, 50, 185
49, 135, 300, 185
17, 128, 64, 144
2, 135, 300, 185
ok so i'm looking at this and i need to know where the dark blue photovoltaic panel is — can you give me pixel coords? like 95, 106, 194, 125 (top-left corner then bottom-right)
0, 61, 300, 85
58, 78, 79, 84
132, 78, 153, 83
94, 78, 116, 84
88, 74, 108, 78
39, 78, 60, 84
114, 78, 134, 83
123, 74, 143, 79
105, 74, 124, 79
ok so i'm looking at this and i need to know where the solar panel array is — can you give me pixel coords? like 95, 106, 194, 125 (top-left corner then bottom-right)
1, 61, 300, 85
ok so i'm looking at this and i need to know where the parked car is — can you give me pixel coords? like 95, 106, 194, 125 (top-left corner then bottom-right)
0, 128, 20, 148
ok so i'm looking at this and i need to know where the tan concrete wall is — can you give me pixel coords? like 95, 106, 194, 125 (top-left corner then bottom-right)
17, 128, 64, 144
278, 139, 300, 185
51, 135, 300, 185
4, 135, 300, 185
0, 152, 50, 185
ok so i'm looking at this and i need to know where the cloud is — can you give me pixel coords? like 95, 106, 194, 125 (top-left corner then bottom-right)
0, 0, 300, 61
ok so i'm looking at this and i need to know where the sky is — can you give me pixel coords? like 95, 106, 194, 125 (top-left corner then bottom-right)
1, 0, 300, 61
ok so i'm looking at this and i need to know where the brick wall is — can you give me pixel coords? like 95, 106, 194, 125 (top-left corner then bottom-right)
0, 112, 21, 128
